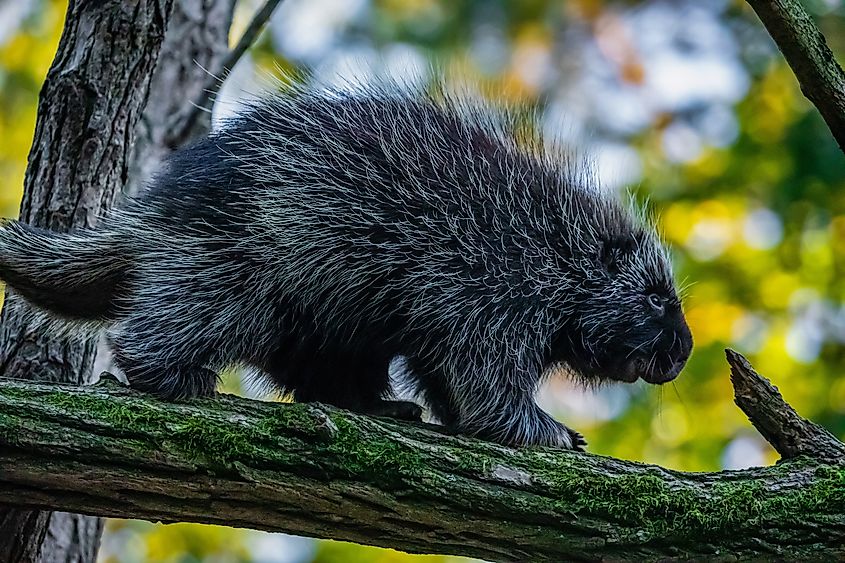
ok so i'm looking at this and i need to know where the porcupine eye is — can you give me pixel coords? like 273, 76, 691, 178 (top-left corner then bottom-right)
647, 293, 665, 315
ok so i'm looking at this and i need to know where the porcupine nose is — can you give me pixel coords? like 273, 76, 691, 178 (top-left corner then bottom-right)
676, 319, 694, 368
637, 317, 693, 384
655, 321, 693, 383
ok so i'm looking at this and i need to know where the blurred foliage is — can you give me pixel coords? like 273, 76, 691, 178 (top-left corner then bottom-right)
100, 520, 257, 563
2, 0, 845, 561
0, 0, 64, 217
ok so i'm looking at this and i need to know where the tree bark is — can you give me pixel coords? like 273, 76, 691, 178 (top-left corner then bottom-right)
0, 352, 842, 562
745, 0, 845, 153
37, 513, 104, 563
170, 0, 284, 147
0, 1, 175, 561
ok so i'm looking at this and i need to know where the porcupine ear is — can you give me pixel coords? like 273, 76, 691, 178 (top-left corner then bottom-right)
597, 234, 636, 274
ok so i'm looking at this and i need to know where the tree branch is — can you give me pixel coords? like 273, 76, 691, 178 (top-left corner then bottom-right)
745, 0, 845, 153
727, 349, 845, 461
1, 352, 843, 562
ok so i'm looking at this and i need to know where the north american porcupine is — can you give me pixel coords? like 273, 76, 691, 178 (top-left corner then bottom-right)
0, 81, 692, 449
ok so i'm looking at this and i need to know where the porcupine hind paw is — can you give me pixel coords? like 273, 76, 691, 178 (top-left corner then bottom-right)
566, 427, 587, 452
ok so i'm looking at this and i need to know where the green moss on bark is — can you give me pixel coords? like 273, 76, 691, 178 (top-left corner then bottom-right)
1, 379, 843, 561
326, 415, 425, 479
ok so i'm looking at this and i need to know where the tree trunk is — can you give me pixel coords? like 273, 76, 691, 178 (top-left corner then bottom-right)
0, 352, 842, 562
0, 1, 175, 561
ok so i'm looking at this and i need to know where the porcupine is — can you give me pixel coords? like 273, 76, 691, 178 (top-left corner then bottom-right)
0, 81, 693, 449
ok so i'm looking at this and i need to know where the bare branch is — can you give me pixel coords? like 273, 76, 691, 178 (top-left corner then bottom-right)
727, 348, 845, 461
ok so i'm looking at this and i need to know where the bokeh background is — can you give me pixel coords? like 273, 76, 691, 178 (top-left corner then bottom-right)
1, 0, 844, 561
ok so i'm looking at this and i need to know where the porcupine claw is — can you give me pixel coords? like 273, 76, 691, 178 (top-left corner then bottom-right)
567, 427, 588, 451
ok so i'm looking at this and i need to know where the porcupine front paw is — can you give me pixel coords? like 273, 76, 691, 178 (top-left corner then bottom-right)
525, 408, 587, 451
463, 406, 586, 450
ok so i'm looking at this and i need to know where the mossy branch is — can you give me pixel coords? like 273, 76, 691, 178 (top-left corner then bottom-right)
745, 0, 845, 153
0, 351, 843, 561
